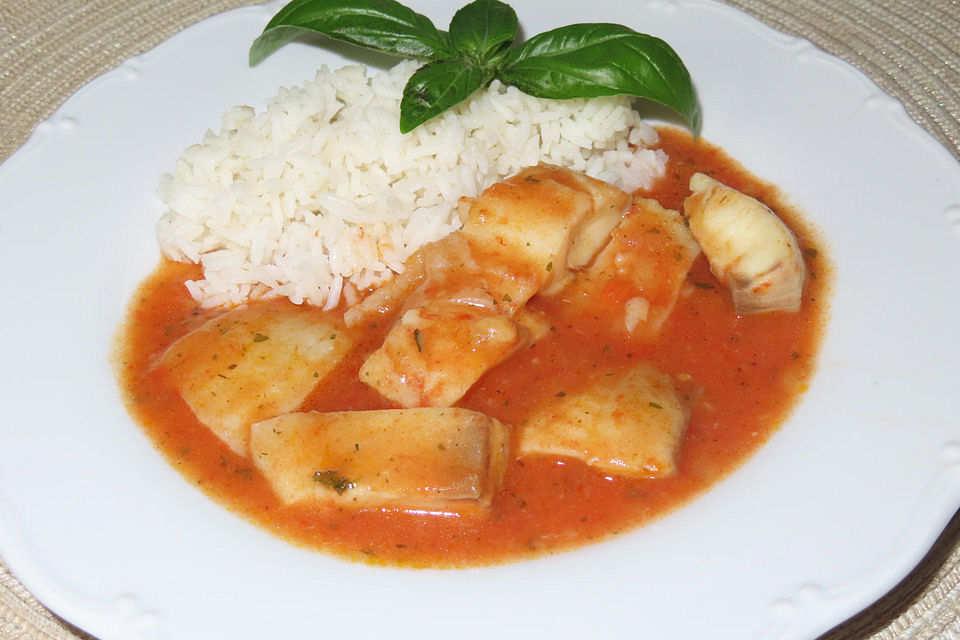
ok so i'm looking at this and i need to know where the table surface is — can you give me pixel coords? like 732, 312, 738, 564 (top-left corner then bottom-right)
1, 1, 959, 639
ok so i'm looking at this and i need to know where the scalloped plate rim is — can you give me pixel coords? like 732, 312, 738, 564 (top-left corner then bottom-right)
1, 1, 960, 639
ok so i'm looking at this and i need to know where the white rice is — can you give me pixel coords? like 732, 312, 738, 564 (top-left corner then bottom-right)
156, 60, 667, 309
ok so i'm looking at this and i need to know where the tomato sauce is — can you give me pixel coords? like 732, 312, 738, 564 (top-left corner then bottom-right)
115, 128, 830, 567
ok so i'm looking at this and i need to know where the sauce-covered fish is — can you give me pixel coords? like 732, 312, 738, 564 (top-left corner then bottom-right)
154, 303, 351, 456
519, 362, 689, 478
359, 165, 630, 407
250, 408, 509, 513
559, 197, 700, 339
683, 173, 805, 314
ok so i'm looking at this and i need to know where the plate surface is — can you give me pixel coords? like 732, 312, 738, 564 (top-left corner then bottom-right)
1, 1, 960, 639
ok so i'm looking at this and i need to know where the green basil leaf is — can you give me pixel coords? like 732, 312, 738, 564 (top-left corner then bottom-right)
500, 23, 701, 134
399, 60, 492, 133
250, 0, 452, 66
448, 0, 518, 65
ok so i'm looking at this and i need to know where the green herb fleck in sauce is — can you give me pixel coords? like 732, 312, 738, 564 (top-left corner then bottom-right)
312, 470, 356, 495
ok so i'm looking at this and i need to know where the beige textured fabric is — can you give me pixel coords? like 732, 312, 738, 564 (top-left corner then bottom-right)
1, 0, 959, 639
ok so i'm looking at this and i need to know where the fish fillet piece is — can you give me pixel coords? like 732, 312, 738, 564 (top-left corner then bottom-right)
360, 166, 629, 407
560, 197, 700, 339
155, 303, 351, 456
460, 164, 631, 298
360, 303, 524, 409
683, 173, 805, 313
359, 234, 528, 407
250, 408, 510, 512
519, 363, 689, 478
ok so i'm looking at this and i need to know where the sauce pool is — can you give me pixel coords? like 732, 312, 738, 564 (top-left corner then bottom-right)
115, 127, 830, 567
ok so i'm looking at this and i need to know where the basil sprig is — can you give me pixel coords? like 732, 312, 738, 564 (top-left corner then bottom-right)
250, 0, 701, 135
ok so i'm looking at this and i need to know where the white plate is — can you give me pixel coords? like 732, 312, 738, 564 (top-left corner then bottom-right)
2, 1, 959, 638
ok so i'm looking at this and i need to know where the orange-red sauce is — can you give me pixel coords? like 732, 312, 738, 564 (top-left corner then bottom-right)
115, 128, 830, 567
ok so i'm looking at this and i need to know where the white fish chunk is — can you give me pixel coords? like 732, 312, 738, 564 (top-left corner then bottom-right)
460, 164, 631, 297
559, 197, 700, 339
155, 303, 351, 456
359, 301, 525, 408
684, 173, 805, 313
545, 166, 635, 271
359, 166, 629, 407
519, 363, 689, 478
250, 408, 510, 512
358, 234, 529, 407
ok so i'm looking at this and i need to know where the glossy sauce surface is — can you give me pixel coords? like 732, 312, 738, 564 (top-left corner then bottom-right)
116, 128, 830, 567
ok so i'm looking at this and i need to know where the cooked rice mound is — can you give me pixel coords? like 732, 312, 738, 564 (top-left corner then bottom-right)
156, 60, 667, 309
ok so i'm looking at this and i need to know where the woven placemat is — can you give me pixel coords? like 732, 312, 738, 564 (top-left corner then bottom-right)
1, 1, 959, 638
